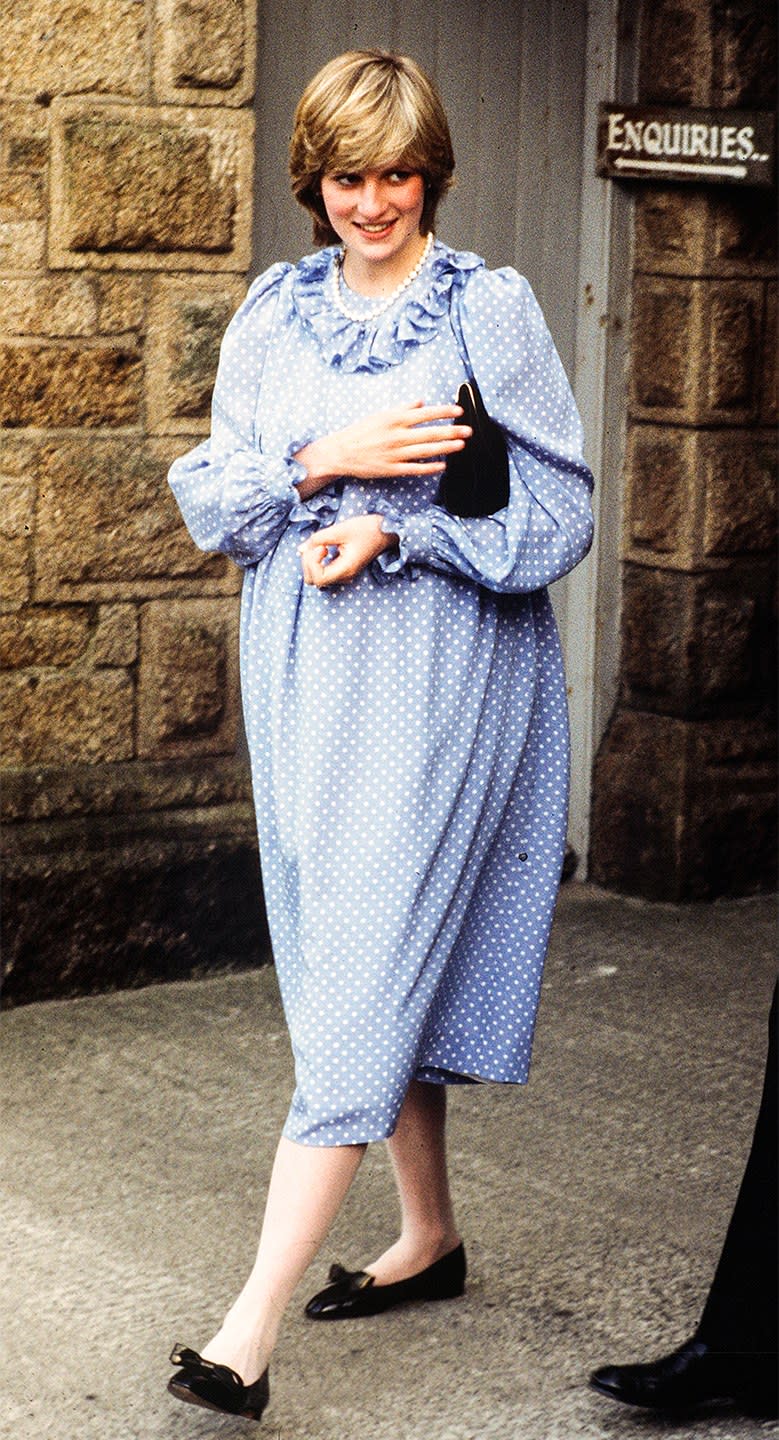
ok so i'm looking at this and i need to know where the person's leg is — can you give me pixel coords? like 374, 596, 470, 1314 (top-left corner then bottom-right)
197, 1135, 365, 1383
366, 1079, 461, 1284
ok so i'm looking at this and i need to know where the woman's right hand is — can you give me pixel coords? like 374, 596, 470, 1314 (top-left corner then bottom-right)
293, 401, 471, 498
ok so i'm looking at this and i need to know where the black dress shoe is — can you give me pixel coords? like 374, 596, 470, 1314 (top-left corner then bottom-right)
167, 1344, 270, 1421
590, 1336, 778, 1416
305, 1242, 466, 1320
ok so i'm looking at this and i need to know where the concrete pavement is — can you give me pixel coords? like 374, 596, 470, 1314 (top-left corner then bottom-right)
2, 883, 777, 1440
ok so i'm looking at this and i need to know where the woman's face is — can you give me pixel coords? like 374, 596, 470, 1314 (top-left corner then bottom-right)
320, 166, 426, 279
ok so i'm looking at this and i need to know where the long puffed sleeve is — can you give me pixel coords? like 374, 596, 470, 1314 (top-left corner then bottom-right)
168, 263, 311, 566
377, 267, 594, 593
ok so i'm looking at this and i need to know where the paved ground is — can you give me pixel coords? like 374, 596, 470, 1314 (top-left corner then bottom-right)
2, 884, 777, 1440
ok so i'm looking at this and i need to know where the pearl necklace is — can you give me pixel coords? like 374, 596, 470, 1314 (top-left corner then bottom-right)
332, 231, 434, 324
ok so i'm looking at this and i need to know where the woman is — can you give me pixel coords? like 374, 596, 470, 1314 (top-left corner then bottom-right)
166, 49, 594, 1423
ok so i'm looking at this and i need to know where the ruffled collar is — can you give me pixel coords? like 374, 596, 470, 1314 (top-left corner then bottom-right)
290, 240, 483, 373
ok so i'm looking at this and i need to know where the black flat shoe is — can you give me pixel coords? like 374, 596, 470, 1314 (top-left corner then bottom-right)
304, 1242, 466, 1320
167, 1344, 270, 1421
590, 1336, 778, 1417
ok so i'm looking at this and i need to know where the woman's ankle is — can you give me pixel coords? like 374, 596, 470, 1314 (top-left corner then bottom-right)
366, 1229, 461, 1283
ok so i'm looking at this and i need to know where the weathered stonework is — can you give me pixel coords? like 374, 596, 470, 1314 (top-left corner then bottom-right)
589, 0, 777, 899
34, 438, 240, 601
1, 0, 259, 1005
146, 275, 246, 433
0, 669, 134, 767
96, 276, 150, 335
1, 0, 148, 100
0, 607, 91, 668
137, 598, 240, 758
702, 431, 777, 556
0, 220, 47, 271
154, 0, 257, 106
591, 709, 777, 899
0, 479, 35, 608
625, 425, 698, 561
93, 604, 140, 667
49, 101, 254, 271
0, 342, 143, 428
0, 276, 99, 337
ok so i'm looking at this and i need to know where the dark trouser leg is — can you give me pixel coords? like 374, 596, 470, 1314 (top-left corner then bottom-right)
696, 983, 778, 1384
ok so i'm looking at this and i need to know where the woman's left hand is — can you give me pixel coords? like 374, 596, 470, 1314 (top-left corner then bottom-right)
298, 515, 398, 588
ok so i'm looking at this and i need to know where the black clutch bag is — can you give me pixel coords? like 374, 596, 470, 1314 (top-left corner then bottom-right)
435, 378, 510, 518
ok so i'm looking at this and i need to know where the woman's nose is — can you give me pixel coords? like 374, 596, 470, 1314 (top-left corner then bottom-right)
357, 179, 386, 216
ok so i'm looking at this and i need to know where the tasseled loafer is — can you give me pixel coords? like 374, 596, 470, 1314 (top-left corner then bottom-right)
304, 1241, 466, 1320
167, 1344, 270, 1421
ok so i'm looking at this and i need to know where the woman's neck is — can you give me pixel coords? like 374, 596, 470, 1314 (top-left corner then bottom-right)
340, 231, 430, 298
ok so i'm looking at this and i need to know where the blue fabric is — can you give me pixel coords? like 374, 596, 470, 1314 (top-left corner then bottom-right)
169, 241, 594, 1146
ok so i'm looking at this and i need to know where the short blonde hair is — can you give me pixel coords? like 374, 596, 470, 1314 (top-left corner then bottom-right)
289, 50, 455, 246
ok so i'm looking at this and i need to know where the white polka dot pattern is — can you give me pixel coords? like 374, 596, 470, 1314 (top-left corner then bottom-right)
169, 242, 594, 1146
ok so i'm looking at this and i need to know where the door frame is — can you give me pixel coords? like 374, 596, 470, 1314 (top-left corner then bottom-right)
562, 0, 634, 873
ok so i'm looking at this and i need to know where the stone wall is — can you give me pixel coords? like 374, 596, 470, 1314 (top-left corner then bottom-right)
1, 1, 265, 1003
589, 0, 778, 898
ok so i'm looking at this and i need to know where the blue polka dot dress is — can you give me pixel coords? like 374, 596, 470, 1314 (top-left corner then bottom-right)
169, 241, 594, 1146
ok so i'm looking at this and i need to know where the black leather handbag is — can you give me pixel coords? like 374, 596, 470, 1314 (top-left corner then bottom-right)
435, 377, 510, 518
434, 285, 511, 518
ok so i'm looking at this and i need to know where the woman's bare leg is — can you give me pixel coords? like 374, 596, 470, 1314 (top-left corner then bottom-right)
366, 1080, 461, 1285
198, 1135, 365, 1384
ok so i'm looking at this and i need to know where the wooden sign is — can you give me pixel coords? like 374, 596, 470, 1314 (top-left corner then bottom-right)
597, 104, 776, 187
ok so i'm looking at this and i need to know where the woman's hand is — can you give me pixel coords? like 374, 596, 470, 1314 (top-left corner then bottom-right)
298, 514, 398, 588
294, 401, 471, 498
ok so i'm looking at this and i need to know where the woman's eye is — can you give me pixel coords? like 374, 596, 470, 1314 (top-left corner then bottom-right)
387, 171, 411, 183
334, 174, 359, 187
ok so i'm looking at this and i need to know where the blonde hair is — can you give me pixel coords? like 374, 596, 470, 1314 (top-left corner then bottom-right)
289, 50, 455, 246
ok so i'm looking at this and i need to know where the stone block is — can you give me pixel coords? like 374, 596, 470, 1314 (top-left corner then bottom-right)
146, 276, 245, 433
639, 1, 713, 106
634, 189, 708, 276
621, 563, 771, 715
712, 1, 778, 108
96, 276, 149, 335
93, 604, 139, 666
34, 437, 240, 601
0, 669, 134, 766
0, 479, 34, 607
0, 606, 91, 667
2, 0, 147, 100
635, 188, 778, 280
154, 0, 256, 106
0, 756, 252, 824
621, 566, 695, 709
589, 708, 689, 898
49, 100, 254, 272
631, 277, 700, 419
702, 431, 777, 556
0, 276, 98, 336
704, 281, 761, 420
625, 425, 696, 559
1, 810, 267, 1005
590, 706, 777, 899
711, 191, 778, 277
0, 221, 46, 270
0, 172, 45, 222
686, 713, 778, 897
4, 104, 50, 173
0, 342, 142, 428
762, 282, 777, 425
137, 597, 240, 758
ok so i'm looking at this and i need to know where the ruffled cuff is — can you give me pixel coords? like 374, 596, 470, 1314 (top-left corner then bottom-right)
288, 445, 342, 535
373, 509, 436, 581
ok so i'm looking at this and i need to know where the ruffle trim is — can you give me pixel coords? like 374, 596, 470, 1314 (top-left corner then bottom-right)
371, 509, 435, 584
291, 242, 483, 374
